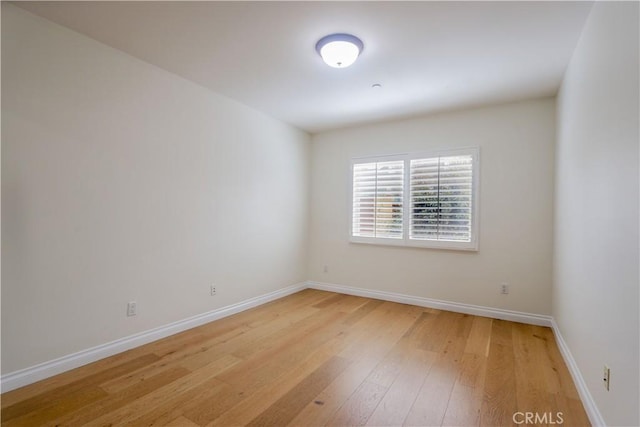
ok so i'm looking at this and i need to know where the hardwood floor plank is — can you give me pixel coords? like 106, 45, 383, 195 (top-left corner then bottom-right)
245, 356, 351, 427
343, 299, 385, 326
42, 366, 190, 427
551, 394, 590, 427
190, 289, 332, 343
366, 342, 411, 389
457, 352, 486, 389
215, 311, 346, 391
0, 351, 161, 409
312, 293, 346, 309
138, 329, 207, 359
446, 383, 483, 426
418, 310, 460, 353
401, 311, 431, 340
403, 331, 466, 426
489, 318, 513, 346
326, 380, 388, 426
99, 351, 200, 394
131, 377, 232, 426
287, 303, 422, 427
464, 316, 493, 356
96, 331, 245, 396
1, 386, 107, 427
480, 320, 517, 427
229, 306, 328, 360
441, 352, 487, 427
1, 353, 158, 422
454, 313, 475, 339
365, 347, 436, 426
538, 326, 581, 400
207, 332, 350, 427
83, 355, 238, 426
312, 293, 371, 314
513, 323, 554, 425
286, 358, 381, 427
177, 348, 242, 373
338, 302, 422, 361
150, 291, 332, 371
165, 415, 201, 427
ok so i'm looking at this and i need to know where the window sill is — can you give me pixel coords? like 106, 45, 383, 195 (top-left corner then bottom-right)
349, 236, 478, 251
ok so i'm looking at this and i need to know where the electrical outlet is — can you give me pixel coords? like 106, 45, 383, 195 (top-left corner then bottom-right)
500, 283, 509, 294
603, 365, 610, 391
323, 265, 329, 273
127, 301, 137, 317
210, 285, 217, 296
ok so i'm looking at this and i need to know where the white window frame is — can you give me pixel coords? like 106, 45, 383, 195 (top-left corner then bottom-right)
350, 147, 480, 251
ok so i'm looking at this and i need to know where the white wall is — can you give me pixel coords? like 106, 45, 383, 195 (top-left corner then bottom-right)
309, 98, 555, 315
554, 2, 639, 426
1, 4, 310, 374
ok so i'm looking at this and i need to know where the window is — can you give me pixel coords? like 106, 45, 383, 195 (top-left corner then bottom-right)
352, 159, 404, 239
351, 148, 479, 250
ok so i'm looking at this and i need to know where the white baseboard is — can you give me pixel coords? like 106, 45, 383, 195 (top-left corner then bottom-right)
307, 281, 553, 327
0, 282, 307, 393
551, 319, 605, 427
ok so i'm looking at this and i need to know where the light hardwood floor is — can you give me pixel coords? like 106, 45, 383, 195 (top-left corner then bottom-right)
1, 289, 589, 426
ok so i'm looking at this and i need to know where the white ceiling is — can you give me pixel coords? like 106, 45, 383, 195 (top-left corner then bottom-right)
15, 1, 593, 133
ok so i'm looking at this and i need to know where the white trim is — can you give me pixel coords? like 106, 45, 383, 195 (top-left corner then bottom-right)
0, 282, 306, 393
307, 281, 552, 326
550, 319, 606, 427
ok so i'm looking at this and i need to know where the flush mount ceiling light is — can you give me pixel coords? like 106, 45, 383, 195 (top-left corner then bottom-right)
315, 33, 364, 68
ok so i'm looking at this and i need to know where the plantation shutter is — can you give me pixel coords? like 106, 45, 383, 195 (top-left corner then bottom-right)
410, 155, 473, 242
352, 160, 404, 239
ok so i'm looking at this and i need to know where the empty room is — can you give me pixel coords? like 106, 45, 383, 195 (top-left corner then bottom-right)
2, 1, 638, 426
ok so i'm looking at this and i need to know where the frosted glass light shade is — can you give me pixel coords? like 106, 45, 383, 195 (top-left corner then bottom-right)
316, 34, 363, 68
